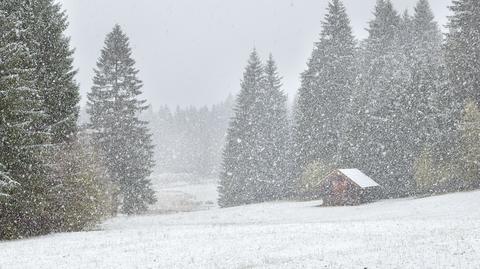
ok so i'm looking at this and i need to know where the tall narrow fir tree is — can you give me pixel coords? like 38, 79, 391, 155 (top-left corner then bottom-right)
348, 0, 412, 197
218, 50, 265, 207
87, 25, 156, 214
294, 0, 356, 180
259, 55, 291, 200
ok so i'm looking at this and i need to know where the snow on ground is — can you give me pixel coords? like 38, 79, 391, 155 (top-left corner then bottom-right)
149, 174, 218, 213
1, 191, 480, 268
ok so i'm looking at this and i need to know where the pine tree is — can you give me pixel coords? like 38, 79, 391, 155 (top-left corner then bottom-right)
410, 0, 443, 132
218, 50, 266, 207
349, 0, 412, 197
218, 51, 291, 206
0, 3, 36, 197
87, 25, 156, 215
446, 0, 480, 106
0, 1, 51, 239
257, 54, 290, 200
406, 0, 445, 179
388, 0, 445, 195
399, 10, 414, 59
294, 0, 356, 181
443, 0, 480, 172
22, 0, 80, 143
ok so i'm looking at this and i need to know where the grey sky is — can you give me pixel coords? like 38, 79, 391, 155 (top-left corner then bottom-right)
58, 0, 452, 109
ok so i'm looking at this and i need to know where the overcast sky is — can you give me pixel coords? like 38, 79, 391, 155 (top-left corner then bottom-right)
58, 0, 452, 110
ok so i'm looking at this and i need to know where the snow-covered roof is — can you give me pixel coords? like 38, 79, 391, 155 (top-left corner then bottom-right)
338, 169, 379, 189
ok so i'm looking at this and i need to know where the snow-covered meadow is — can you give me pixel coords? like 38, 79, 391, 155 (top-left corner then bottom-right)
148, 174, 219, 213
1, 190, 479, 269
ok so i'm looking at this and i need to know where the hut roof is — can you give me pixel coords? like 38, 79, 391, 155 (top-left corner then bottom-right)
337, 169, 379, 189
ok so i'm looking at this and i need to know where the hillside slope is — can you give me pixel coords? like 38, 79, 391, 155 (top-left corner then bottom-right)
1, 191, 479, 268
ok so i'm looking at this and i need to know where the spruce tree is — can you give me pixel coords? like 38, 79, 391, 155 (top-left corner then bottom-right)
437, 0, 480, 180
218, 51, 291, 206
22, 0, 80, 143
445, 0, 480, 106
294, 0, 356, 180
349, 0, 412, 197
407, 0, 445, 171
0, 1, 51, 239
218, 50, 265, 207
0, 3, 38, 197
257, 55, 290, 200
87, 25, 156, 215
386, 0, 445, 195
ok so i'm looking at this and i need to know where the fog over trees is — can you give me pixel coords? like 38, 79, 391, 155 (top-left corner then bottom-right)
144, 96, 234, 177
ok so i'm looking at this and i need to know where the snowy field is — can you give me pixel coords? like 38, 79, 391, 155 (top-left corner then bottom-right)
148, 174, 218, 213
1, 190, 480, 268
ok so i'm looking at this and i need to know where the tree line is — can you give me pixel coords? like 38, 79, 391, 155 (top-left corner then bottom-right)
144, 96, 234, 177
219, 0, 480, 207
0, 1, 155, 240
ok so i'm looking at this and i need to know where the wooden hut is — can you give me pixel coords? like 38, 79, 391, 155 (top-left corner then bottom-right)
320, 169, 380, 206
